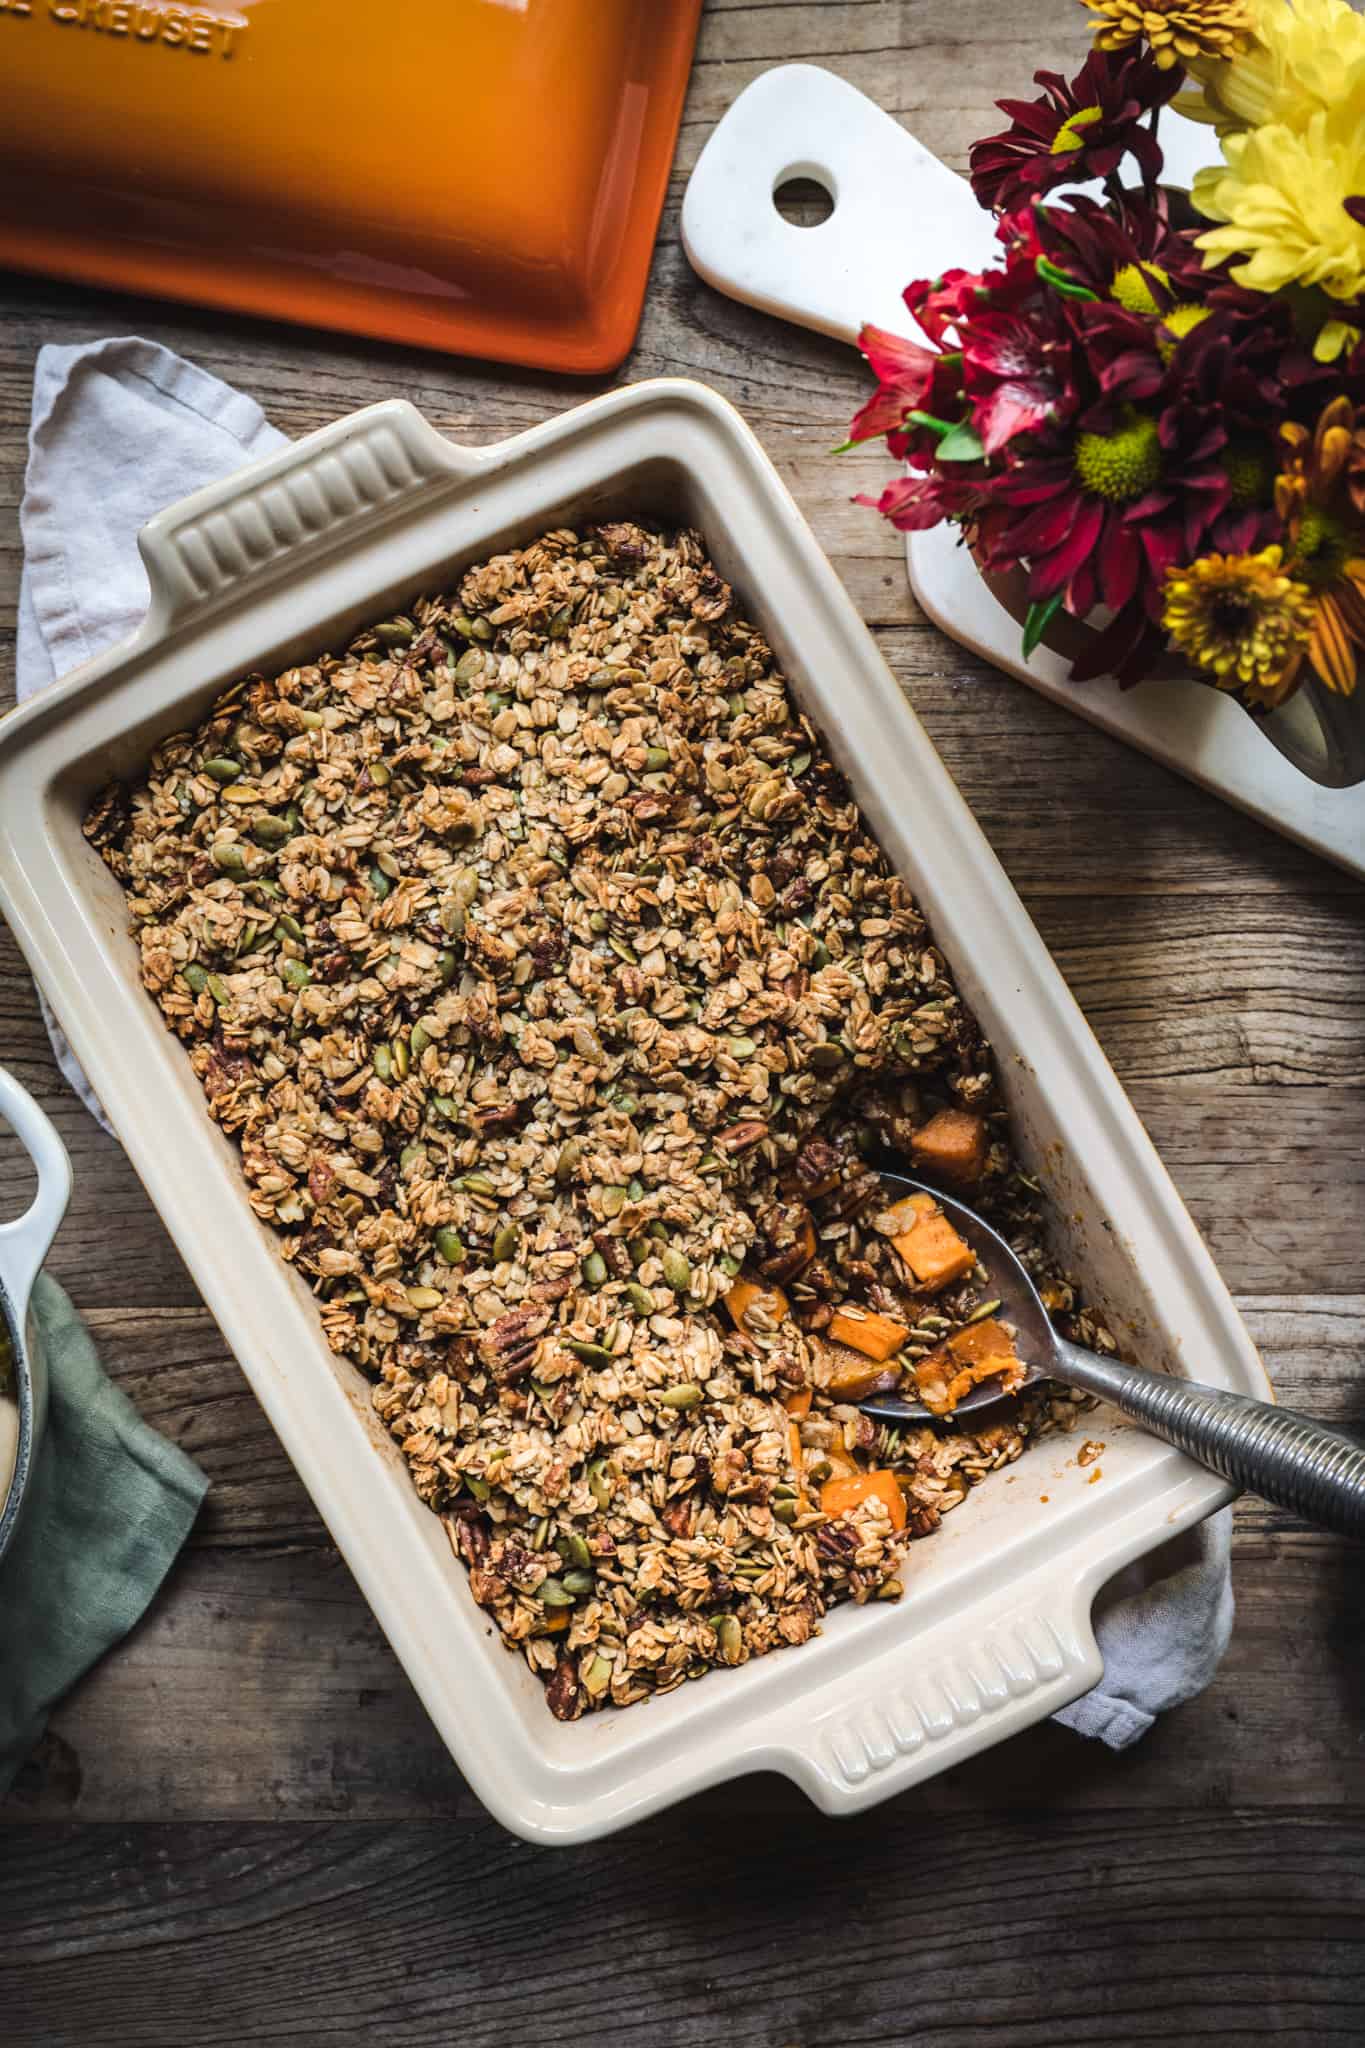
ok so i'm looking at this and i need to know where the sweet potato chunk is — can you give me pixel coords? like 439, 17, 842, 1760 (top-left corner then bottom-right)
825, 1341, 902, 1401
820, 1469, 907, 1532
827, 1306, 910, 1362
784, 1387, 813, 1419
886, 1191, 975, 1293
724, 1275, 789, 1329
909, 1109, 989, 1190
913, 1316, 1026, 1417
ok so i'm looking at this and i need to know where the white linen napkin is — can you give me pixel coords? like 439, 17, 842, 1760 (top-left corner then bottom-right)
14, 335, 1235, 1749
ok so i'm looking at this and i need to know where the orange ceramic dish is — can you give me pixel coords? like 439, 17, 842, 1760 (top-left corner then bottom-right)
0, 0, 700, 372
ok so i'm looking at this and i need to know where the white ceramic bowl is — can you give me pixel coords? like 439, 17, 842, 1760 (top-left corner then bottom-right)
0, 383, 1269, 1841
0, 1067, 73, 1563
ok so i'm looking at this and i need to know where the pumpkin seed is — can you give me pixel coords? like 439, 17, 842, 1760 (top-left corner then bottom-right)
587, 1458, 614, 1509
711, 1614, 743, 1663
369, 760, 392, 788
808, 1041, 846, 1071
588, 911, 608, 935
406, 1285, 444, 1310
455, 647, 486, 684
965, 1298, 1003, 1324
410, 1022, 430, 1058
787, 750, 812, 777
657, 1383, 703, 1410
463, 1473, 491, 1502
627, 1282, 655, 1318
660, 1248, 691, 1293
648, 1219, 670, 1242
810, 939, 831, 970
561, 1568, 596, 1597
773, 1498, 799, 1524
282, 958, 312, 990
581, 1251, 608, 1288
538, 1577, 576, 1608
613, 1095, 638, 1117
202, 757, 241, 783
369, 866, 391, 901
719, 1253, 742, 1277
205, 974, 230, 1006
608, 935, 638, 966
566, 1339, 614, 1368
434, 1227, 465, 1266
460, 1173, 497, 1199
430, 1094, 457, 1120
372, 1043, 394, 1081
582, 1654, 613, 1698
450, 612, 477, 641
438, 948, 457, 984
562, 1531, 593, 1570
492, 1223, 521, 1263
182, 962, 209, 995
211, 842, 246, 875
392, 1037, 411, 1080
600, 1183, 628, 1217
252, 813, 293, 846
627, 1177, 645, 1202
627, 1235, 650, 1268
468, 614, 494, 642
375, 618, 414, 647
555, 1138, 584, 1185
549, 604, 574, 638
399, 1143, 426, 1172
275, 912, 305, 943
297, 708, 325, 730
530, 1516, 552, 1552
644, 746, 670, 773
728, 1036, 758, 1058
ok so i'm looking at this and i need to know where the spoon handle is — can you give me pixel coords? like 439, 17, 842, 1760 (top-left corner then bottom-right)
1055, 1339, 1365, 1539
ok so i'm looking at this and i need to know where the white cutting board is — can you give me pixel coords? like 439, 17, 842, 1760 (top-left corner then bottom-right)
681, 64, 1365, 878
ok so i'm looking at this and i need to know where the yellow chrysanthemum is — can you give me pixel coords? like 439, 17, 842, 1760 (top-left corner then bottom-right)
1181, 0, 1365, 135
1163, 545, 1314, 706
1275, 398, 1365, 696
1192, 107, 1365, 304
1080, 0, 1258, 68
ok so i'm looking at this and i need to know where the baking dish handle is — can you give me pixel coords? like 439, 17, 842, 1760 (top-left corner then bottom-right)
0, 1066, 72, 1324
137, 400, 491, 637
764, 1564, 1103, 1813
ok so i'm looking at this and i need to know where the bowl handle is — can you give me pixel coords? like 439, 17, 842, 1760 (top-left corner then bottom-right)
761, 1564, 1103, 1814
136, 399, 491, 639
0, 1067, 72, 1324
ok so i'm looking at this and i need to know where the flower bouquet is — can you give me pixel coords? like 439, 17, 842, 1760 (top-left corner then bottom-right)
849, 0, 1365, 736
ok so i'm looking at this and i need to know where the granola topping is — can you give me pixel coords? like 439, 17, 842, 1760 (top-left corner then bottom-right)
88, 521, 1099, 1722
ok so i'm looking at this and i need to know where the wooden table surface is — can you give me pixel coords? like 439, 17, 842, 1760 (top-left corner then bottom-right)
2, 3, 1363, 2040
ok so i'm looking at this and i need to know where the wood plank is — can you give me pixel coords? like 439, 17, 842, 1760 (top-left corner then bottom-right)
2, 1814, 1363, 2047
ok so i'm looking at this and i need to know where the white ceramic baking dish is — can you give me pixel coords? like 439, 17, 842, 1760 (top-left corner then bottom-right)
0, 383, 1269, 1842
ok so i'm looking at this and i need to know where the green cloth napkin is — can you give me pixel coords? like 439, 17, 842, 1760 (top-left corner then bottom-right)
0, 1275, 208, 1794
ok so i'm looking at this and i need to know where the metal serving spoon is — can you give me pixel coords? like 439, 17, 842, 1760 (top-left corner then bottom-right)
857, 1171, 1365, 1540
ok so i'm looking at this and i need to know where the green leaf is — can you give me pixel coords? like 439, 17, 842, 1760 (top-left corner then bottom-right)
1022, 592, 1064, 661
906, 409, 959, 438
1035, 256, 1100, 303
935, 421, 986, 464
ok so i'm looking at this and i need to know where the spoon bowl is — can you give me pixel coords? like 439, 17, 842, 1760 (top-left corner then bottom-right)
855, 1168, 1365, 1537
856, 1169, 1052, 1425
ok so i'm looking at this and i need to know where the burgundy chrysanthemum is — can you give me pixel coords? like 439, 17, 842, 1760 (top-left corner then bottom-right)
969, 48, 1179, 216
